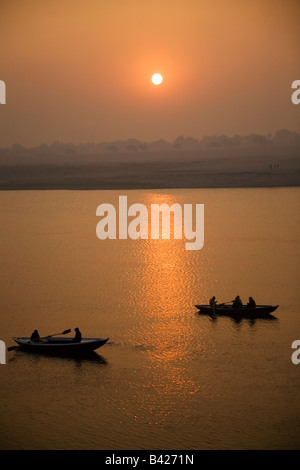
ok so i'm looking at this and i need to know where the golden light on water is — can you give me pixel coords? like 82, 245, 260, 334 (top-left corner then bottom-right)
134, 194, 202, 380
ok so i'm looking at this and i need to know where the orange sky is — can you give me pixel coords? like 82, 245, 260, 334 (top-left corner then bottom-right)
0, 0, 299, 146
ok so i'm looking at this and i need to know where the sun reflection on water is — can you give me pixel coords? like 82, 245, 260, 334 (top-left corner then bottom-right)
129, 193, 208, 402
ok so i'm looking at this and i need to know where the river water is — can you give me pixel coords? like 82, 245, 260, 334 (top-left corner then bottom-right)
0, 187, 299, 449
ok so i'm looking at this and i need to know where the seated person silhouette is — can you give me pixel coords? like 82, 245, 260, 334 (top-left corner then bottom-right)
73, 327, 82, 343
232, 296, 243, 308
30, 330, 40, 342
247, 297, 256, 308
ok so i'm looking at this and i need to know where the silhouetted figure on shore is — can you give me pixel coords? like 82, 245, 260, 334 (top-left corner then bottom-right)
73, 327, 82, 343
247, 297, 256, 308
232, 296, 243, 308
30, 330, 40, 342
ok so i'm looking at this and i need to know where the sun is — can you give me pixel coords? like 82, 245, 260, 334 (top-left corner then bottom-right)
152, 73, 163, 85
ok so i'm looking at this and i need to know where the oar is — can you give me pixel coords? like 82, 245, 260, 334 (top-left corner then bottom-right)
43, 329, 71, 339
7, 329, 71, 351
219, 300, 234, 306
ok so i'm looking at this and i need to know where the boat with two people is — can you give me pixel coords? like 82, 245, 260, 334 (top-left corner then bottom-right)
8, 328, 109, 356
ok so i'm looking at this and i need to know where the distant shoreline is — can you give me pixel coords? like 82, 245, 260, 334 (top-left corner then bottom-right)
0, 156, 299, 190
1, 184, 298, 191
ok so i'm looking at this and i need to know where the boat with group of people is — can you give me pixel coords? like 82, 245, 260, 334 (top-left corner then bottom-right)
195, 296, 278, 319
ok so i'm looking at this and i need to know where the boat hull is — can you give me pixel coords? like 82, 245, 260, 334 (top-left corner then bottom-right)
12, 337, 109, 355
195, 305, 278, 319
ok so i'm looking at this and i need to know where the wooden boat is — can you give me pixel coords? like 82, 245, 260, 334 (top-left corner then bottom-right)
195, 304, 278, 319
12, 337, 109, 355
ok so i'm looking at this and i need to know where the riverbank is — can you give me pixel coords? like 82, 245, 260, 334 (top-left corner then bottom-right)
0, 154, 299, 190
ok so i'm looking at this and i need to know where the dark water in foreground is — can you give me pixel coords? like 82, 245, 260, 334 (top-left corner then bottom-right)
0, 187, 299, 449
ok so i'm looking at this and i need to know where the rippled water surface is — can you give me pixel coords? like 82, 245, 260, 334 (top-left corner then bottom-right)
0, 188, 299, 449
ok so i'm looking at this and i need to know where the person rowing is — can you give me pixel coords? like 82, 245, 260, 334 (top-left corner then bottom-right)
209, 296, 217, 308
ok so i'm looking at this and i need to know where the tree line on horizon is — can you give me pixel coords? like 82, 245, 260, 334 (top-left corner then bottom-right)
1, 129, 300, 156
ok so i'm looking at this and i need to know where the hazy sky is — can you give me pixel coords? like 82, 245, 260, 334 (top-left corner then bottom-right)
0, 0, 299, 147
